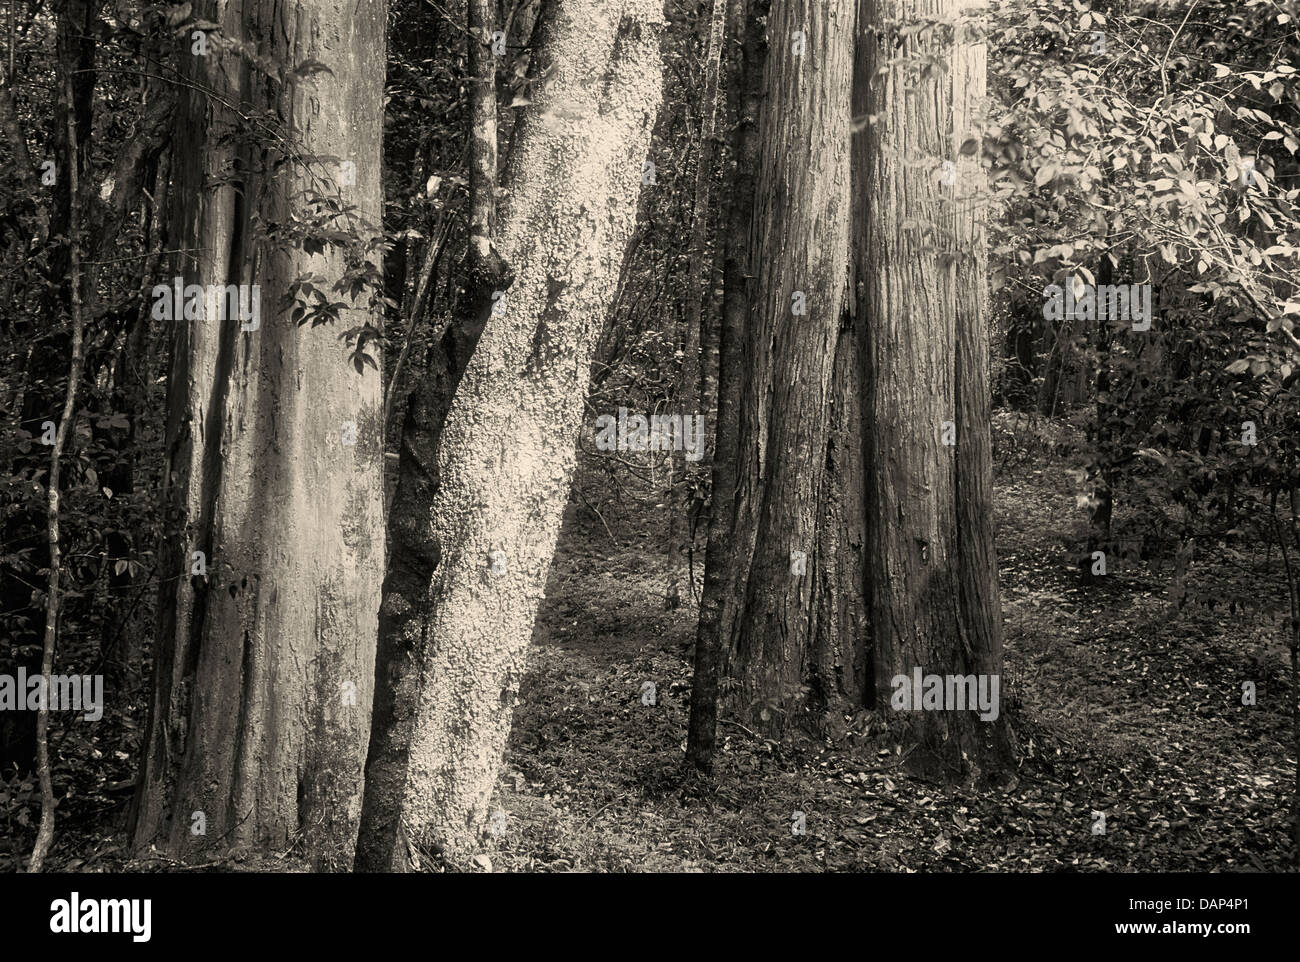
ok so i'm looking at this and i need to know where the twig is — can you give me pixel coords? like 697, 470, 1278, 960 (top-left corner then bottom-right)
720, 718, 757, 739
574, 487, 619, 546
579, 800, 616, 829
859, 744, 919, 774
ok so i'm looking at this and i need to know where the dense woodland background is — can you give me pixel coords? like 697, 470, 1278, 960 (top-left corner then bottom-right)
2, 0, 1299, 872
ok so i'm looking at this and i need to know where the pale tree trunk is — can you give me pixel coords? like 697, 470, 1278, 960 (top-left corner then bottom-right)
132, 0, 388, 870
356, 0, 663, 866
666, 0, 726, 610
810, 0, 885, 721
859, 0, 1013, 780
357, 0, 513, 872
722, 0, 854, 731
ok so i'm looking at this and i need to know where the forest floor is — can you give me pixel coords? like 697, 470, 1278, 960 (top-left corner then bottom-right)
12, 416, 1296, 872
482, 415, 1297, 872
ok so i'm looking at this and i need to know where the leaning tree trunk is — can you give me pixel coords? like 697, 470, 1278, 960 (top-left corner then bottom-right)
355, 0, 663, 866
721, 0, 854, 732
132, 0, 388, 870
859, 0, 1014, 781
356, 0, 514, 872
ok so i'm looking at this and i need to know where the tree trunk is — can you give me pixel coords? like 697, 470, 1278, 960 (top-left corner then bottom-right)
1084, 252, 1116, 580
132, 0, 388, 870
950, 0, 1016, 773
686, 0, 766, 772
100, 149, 170, 692
356, 0, 513, 871
1037, 313, 1064, 416
666, 0, 726, 610
722, 0, 854, 732
355, 0, 663, 866
859, 0, 1014, 781
810, 314, 872, 720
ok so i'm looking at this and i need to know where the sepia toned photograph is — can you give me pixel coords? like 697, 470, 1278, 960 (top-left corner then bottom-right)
0, 0, 1291, 935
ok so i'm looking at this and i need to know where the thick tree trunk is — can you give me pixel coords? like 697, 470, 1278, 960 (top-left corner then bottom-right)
355, 0, 662, 866
356, 0, 513, 872
810, 317, 872, 719
721, 0, 854, 732
950, 0, 1016, 773
132, 0, 388, 870
859, 0, 1013, 781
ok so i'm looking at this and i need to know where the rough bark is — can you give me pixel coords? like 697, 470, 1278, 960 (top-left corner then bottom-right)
686, 0, 766, 772
132, 0, 388, 870
356, 0, 662, 864
666, 0, 726, 610
950, 0, 1016, 773
810, 317, 872, 718
722, 0, 854, 731
859, 0, 1013, 780
356, 0, 513, 872
1037, 313, 1063, 415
